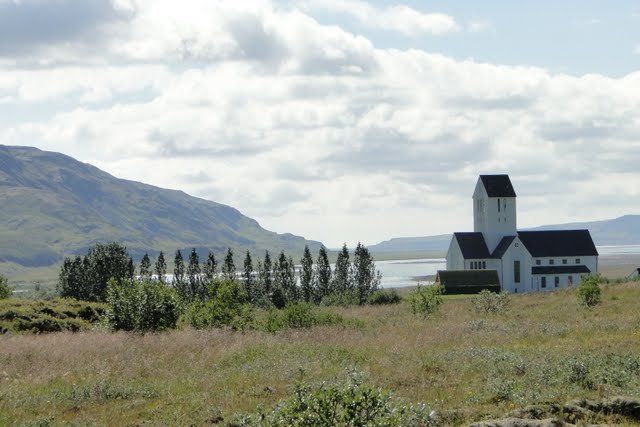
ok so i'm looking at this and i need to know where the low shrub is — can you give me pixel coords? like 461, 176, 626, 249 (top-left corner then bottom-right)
320, 290, 360, 307
234, 372, 434, 426
408, 284, 444, 317
471, 290, 510, 314
0, 298, 106, 334
367, 289, 401, 305
262, 302, 346, 333
107, 279, 181, 332
578, 275, 602, 307
0, 275, 13, 299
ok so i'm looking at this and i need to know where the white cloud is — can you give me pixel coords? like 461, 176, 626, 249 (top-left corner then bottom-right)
1, 0, 639, 246
635, 44, 640, 54
302, 0, 460, 36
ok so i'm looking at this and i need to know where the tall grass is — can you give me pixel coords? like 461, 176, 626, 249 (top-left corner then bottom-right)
1, 282, 639, 425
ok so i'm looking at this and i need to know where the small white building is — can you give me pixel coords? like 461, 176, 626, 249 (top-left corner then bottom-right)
446, 175, 598, 293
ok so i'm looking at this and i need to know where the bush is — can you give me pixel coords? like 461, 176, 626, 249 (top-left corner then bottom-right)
367, 289, 401, 305
471, 290, 510, 314
107, 279, 181, 332
262, 303, 345, 333
578, 275, 602, 307
320, 290, 359, 307
408, 284, 444, 317
185, 279, 250, 329
235, 372, 433, 426
0, 275, 13, 299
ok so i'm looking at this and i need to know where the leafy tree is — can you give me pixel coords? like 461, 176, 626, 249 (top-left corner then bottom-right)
223, 248, 236, 280
58, 242, 134, 302
187, 248, 204, 299
139, 253, 152, 280
351, 242, 381, 305
155, 251, 167, 281
58, 256, 88, 300
186, 278, 250, 329
332, 244, 352, 293
243, 251, 255, 302
0, 274, 12, 299
107, 278, 181, 332
578, 275, 602, 307
300, 245, 314, 303
314, 246, 331, 302
173, 249, 188, 300
203, 251, 217, 282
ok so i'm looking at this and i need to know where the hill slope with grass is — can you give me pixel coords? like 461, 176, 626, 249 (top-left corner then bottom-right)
0, 145, 321, 275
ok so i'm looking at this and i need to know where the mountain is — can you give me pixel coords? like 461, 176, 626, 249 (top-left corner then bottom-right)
369, 216, 640, 253
0, 145, 322, 272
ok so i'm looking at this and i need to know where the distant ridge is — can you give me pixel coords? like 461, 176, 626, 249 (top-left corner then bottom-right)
368, 215, 640, 253
0, 145, 322, 270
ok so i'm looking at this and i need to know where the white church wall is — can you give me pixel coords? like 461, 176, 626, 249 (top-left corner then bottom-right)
498, 237, 532, 293
446, 238, 464, 270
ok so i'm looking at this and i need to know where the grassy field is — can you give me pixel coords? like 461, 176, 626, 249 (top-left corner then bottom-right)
1, 282, 640, 425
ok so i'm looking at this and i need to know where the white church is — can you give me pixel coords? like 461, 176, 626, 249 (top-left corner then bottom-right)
445, 175, 599, 293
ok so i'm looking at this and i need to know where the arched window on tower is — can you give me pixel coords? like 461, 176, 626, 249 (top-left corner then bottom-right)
497, 198, 501, 212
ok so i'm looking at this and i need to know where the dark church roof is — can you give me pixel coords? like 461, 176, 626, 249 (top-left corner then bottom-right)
453, 232, 491, 258
517, 230, 598, 257
454, 230, 598, 260
531, 265, 591, 275
480, 174, 517, 197
491, 236, 516, 258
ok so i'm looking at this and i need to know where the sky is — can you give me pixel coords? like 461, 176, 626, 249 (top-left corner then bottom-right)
1, 0, 639, 248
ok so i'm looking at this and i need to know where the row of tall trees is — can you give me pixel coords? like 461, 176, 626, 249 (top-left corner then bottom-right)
59, 242, 381, 306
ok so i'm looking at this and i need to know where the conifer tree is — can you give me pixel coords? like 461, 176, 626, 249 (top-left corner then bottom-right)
223, 248, 236, 280
139, 253, 152, 280
243, 251, 255, 302
273, 252, 297, 303
173, 250, 188, 299
203, 251, 217, 282
352, 242, 381, 305
332, 243, 351, 293
187, 248, 202, 299
300, 245, 314, 303
155, 251, 167, 282
314, 246, 331, 302
127, 257, 135, 280
256, 251, 272, 302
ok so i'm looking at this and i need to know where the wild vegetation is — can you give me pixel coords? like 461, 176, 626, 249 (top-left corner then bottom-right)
0, 297, 105, 334
1, 273, 640, 424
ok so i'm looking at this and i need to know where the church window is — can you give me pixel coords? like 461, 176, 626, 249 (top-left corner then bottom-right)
482, 261, 486, 269
514, 260, 521, 283
568, 276, 573, 285
497, 198, 501, 212
541, 277, 547, 288
549, 259, 554, 265
554, 276, 560, 287
575, 258, 580, 264
562, 259, 567, 264
536, 259, 541, 265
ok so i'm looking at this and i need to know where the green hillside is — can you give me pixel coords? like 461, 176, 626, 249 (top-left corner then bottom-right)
0, 145, 321, 279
